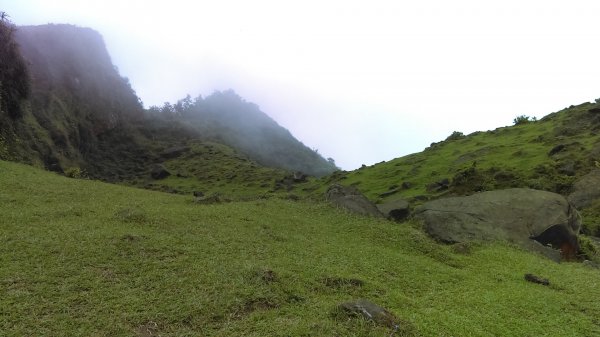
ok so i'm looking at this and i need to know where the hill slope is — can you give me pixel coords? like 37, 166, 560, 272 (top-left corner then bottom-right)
2, 160, 600, 336
151, 90, 337, 177
307, 103, 600, 224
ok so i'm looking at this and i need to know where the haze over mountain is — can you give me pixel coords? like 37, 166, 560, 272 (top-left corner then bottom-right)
0, 22, 336, 179
6, 0, 600, 169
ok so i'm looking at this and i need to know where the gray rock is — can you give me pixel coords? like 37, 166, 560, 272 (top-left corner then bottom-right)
548, 144, 566, 156
557, 161, 576, 176
160, 146, 190, 159
426, 178, 449, 192
326, 184, 384, 218
378, 188, 400, 198
524, 273, 550, 286
568, 169, 600, 209
194, 193, 226, 204
414, 188, 581, 259
377, 199, 410, 222
583, 260, 600, 269
338, 299, 398, 328
150, 164, 171, 180
292, 171, 308, 183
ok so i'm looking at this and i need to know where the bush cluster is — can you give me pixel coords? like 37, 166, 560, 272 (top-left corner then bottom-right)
0, 12, 31, 119
513, 115, 537, 125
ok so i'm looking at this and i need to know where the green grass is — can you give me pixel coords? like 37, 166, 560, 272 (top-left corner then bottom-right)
2, 160, 600, 336
146, 140, 290, 199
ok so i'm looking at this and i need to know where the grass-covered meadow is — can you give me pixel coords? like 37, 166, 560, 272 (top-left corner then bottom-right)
2, 160, 600, 336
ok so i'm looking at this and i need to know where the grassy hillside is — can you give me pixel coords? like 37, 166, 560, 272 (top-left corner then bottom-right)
2, 160, 600, 336
308, 102, 600, 206
151, 90, 337, 177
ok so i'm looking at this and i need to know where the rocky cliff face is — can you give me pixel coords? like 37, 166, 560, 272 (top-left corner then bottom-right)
4, 24, 143, 171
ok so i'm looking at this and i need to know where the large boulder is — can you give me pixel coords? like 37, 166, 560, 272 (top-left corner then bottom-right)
568, 169, 600, 209
377, 199, 410, 222
326, 184, 384, 218
414, 188, 581, 260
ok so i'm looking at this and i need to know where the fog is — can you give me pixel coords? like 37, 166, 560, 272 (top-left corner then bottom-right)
5, 0, 600, 169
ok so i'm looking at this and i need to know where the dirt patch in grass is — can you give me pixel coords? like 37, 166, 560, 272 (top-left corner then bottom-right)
230, 297, 280, 319
135, 321, 160, 337
322, 276, 365, 289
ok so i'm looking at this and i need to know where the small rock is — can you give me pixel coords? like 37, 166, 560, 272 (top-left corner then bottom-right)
261, 269, 277, 283
548, 144, 566, 156
150, 164, 171, 180
285, 194, 300, 201
583, 260, 600, 269
338, 299, 398, 328
524, 273, 550, 286
557, 161, 576, 176
194, 193, 224, 204
292, 171, 308, 183
378, 188, 400, 198
426, 178, 449, 192
160, 146, 190, 159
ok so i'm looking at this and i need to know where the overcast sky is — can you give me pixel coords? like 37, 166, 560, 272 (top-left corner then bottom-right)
4, 0, 600, 169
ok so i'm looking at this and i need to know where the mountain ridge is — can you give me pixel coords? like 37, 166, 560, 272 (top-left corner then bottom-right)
0, 22, 336, 185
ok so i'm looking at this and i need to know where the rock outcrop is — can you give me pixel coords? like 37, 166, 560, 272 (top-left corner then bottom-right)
377, 199, 410, 222
414, 188, 581, 260
326, 184, 384, 218
568, 169, 600, 209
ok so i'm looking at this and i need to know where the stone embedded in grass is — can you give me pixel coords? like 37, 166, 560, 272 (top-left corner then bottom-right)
325, 184, 384, 218
322, 276, 364, 289
524, 273, 550, 286
114, 207, 147, 224
150, 164, 170, 180
338, 299, 399, 328
378, 188, 400, 198
260, 269, 277, 283
426, 178, 449, 192
451, 242, 474, 255
231, 297, 279, 319
194, 192, 228, 204
548, 144, 566, 156
377, 198, 410, 222
136, 321, 159, 337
